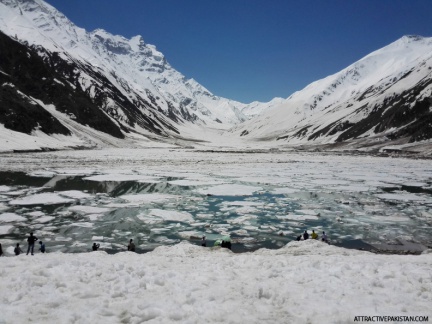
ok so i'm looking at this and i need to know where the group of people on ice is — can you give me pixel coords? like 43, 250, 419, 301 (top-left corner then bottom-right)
92, 238, 136, 252
297, 230, 328, 243
4, 232, 136, 256
5, 232, 46, 256
207, 236, 232, 250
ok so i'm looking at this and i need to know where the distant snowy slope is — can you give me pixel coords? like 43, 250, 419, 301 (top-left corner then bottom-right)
231, 35, 432, 151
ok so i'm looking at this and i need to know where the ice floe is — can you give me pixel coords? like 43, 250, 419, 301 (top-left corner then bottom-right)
68, 205, 111, 215
33, 216, 55, 223
119, 193, 180, 205
375, 193, 429, 202
58, 190, 94, 199
148, 209, 194, 223
0, 225, 14, 234
0, 212, 26, 222
9, 193, 75, 205
0, 185, 11, 192
196, 184, 263, 196
84, 174, 160, 183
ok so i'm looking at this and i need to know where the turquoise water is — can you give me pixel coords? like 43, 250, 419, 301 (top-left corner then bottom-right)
0, 171, 431, 253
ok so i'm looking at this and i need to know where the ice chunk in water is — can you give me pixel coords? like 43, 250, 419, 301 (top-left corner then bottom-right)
196, 184, 262, 196
0, 212, 26, 222
9, 193, 75, 205
0, 225, 14, 235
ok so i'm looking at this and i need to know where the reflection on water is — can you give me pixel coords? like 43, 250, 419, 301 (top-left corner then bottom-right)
382, 185, 432, 195
0, 171, 49, 187
0, 170, 431, 254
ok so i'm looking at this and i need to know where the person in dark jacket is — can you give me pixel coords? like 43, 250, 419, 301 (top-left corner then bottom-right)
26, 232, 38, 255
0, 243, 3, 256
127, 239, 135, 252
92, 243, 100, 251
226, 241, 232, 250
303, 230, 309, 240
14, 243, 23, 256
201, 236, 206, 247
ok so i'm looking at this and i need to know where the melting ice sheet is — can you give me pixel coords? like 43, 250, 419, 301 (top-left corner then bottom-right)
0, 154, 431, 253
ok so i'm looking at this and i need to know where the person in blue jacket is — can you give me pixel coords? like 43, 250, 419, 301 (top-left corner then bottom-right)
39, 241, 46, 253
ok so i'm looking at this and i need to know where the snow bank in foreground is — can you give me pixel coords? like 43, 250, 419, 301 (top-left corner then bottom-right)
0, 240, 431, 323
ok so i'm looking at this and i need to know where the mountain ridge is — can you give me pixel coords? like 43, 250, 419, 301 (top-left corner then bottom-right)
229, 34, 432, 154
0, 0, 432, 155
0, 0, 265, 128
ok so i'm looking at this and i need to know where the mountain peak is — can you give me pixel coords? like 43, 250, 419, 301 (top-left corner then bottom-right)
130, 35, 145, 45
90, 29, 133, 55
394, 35, 432, 47
1, 0, 60, 17
401, 35, 424, 42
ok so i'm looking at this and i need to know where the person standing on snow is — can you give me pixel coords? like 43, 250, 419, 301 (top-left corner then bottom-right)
128, 239, 136, 252
39, 241, 46, 253
26, 232, 38, 255
303, 230, 309, 240
321, 231, 328, 243
311, 230, 318, 240
92, 243, 100, 251
201, 236, 206, 247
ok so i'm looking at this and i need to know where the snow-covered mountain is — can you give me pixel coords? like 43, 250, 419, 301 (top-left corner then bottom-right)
230, 36, 432, 152
0, 0, 270, 151
1, 0, 432, 154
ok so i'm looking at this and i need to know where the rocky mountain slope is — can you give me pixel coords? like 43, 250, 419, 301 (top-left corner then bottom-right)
0, 0, 270, 151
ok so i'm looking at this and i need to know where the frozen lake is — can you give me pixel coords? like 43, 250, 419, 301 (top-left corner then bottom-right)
0, 148, 431, 254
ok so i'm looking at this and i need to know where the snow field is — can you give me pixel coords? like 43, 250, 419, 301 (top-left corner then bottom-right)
0, 240, 431, 324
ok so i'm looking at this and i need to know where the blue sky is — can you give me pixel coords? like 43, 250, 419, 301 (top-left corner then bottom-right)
45, 0, 432, 103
